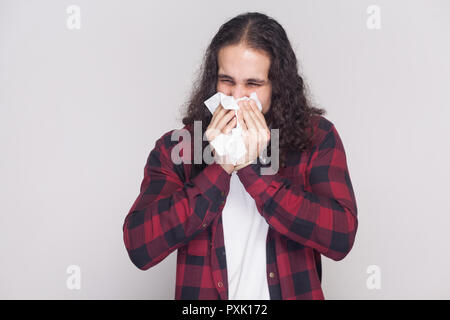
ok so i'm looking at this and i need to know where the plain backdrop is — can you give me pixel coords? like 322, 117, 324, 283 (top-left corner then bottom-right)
1, 0, 449, 299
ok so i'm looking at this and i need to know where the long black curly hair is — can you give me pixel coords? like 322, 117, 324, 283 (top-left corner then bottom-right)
181, 12, 326, 168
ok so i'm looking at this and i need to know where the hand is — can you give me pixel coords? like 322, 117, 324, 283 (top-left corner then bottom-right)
234, 99, 271, 169
205, 105, 237, 174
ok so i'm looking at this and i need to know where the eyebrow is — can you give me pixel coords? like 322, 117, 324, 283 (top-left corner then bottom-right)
218, 73, 266, 84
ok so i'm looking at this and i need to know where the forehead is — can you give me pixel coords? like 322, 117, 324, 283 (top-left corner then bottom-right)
217, 44, 271, 80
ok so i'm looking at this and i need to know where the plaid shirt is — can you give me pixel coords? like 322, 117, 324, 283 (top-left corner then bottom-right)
123, 115, 358, 300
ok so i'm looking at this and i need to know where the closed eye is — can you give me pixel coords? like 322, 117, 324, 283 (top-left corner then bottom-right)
220, 79, 260, 87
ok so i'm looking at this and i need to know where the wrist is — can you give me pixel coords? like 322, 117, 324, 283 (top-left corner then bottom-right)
234, 159, 253, 172
220, 163, 234, 174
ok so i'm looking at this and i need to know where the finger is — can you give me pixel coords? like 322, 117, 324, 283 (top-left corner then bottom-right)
247, 100, 270, 141
210, 106, 229, 128
216, 110, 236, 131
211, 105, 223, 121
206, 106, 228, 142
208, 106, 222, 129
211, 107, 228, 128
241, 103, 260, 157
237, 109, 248, 131
213, 105, 222, 117
245, 101, 264, 130
248, 99, 267, 129
247, 128, 259, 161
248, 106, 264, 132
242, 101, 259, 131
258, 127, 269, 154
223, 116, 237, 134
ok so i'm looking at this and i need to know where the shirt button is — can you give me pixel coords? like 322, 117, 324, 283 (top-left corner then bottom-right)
217, 282, 223, 288
202, 223, 207, 228
221, 191, 225, 197
269, 272, 275, 278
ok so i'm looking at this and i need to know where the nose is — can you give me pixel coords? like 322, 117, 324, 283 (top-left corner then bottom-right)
230, 85, 250, 100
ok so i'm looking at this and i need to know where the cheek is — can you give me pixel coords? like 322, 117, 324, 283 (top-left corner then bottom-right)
260, 91, 272, 113
262, 102, 270, 114
216, 82, 227, 94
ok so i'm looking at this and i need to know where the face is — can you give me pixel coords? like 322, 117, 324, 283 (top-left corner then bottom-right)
216, 44, 272, 114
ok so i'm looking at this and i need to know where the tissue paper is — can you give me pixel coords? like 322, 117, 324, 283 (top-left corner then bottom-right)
204, 92, 263, 165
204, 92, 263, 114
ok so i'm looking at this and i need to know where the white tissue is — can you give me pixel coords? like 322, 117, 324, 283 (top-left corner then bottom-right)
204, 92, 263, 165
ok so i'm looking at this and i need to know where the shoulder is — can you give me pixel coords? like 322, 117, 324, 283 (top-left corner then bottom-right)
280, 115, 336, 170
309, 114, 337, 148
153, 124, 194, 152
145, 124, 195, 182
147, 124, 194, 170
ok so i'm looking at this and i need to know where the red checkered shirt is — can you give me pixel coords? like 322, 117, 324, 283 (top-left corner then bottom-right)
123, 115, 358, 300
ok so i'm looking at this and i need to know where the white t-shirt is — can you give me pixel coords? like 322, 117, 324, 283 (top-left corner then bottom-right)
221, 170, 271, 300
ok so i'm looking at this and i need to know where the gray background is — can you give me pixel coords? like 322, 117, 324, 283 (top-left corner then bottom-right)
1, 0, 449, 299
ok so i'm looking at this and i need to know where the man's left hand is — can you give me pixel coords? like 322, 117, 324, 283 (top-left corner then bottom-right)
233, 99, 270, 170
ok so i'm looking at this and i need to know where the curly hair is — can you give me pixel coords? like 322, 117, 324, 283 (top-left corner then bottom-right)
181, 12, 326, 168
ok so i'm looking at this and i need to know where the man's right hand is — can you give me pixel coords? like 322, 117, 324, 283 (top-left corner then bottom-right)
205, 105, 237, 174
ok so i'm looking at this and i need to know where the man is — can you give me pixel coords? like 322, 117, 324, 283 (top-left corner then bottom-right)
123, 12, 358, 300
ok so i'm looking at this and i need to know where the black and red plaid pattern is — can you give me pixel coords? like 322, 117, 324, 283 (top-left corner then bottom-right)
123, 115, 358, 300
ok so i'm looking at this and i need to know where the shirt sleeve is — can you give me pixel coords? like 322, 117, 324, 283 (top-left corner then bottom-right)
236, 123, 358, 261
123, 131, 231, 270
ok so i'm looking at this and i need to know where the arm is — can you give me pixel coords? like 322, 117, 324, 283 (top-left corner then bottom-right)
123, 131, 231, 270
236, 124, 358, 261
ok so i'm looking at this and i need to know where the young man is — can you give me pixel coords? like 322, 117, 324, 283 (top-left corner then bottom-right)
123, 12, 358, 300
